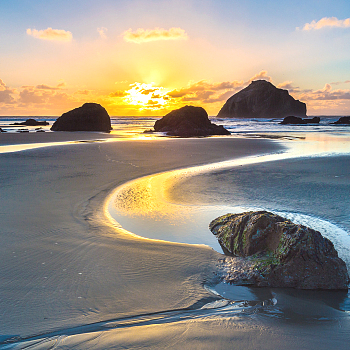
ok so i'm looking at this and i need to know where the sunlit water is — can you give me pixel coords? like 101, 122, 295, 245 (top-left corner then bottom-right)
106, 134, 350, 257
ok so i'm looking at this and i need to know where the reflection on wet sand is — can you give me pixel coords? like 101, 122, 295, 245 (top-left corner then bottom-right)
107, 132, 350, 243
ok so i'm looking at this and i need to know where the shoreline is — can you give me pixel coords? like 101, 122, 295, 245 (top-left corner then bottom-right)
1, 132, 350, 348
107, 139, 350, 274
0, 134, 282, 336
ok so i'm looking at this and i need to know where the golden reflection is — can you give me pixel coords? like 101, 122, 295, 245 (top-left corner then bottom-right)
112, 171, 191, 224
107, 132, 350, 233
285, 132, 350, 157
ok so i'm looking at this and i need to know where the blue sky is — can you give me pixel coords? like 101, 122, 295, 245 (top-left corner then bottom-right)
1, 0, 350, 115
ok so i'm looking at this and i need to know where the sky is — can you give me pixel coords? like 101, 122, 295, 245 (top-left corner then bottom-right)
1, 0, 350, 116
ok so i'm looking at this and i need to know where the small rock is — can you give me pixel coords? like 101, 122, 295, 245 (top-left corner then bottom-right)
12, 119, 49, 126
280, 116, 320, 124
332, 116, 350, 125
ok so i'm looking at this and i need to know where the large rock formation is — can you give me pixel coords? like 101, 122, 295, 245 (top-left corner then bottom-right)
332, 116, 350, 125
209, 211, 349, 289
153, 105, 230, 137
280, 116, 320, 125
51, 103, 112, 132
217, 80, 307, 118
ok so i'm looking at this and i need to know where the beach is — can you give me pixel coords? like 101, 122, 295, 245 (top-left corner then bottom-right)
1, 131, 350, 349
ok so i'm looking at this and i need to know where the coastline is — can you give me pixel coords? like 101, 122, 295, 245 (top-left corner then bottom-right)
0, 134, 281, 338
1, 132, 350, 348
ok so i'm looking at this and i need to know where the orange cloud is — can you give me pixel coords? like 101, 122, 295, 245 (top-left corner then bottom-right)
298, 84, 350, 101
75, 90, 91, 95
249, 70, 272, 82
109, 90, 129, 98
302, 17, 350, 30
0, 79, 16, 104
35, 84, 61, 90
0, 90, 15, 104
167, 80, 244, 103
123, 27, 188, 43
277, 81, 300, 93
26, 27, 73, 41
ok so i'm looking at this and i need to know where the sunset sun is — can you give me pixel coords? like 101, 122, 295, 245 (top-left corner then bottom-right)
123, 82, 171, 110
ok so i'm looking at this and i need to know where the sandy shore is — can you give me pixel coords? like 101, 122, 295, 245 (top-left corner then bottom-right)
0, 134, 285, 342
1, 132, 350, 349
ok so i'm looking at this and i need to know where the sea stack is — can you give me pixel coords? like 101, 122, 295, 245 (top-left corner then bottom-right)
51, 103, 112, 132
153, 105, 230, 137
217, 80, 307, 118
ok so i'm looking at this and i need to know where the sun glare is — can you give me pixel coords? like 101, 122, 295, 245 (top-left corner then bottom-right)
124, 82, 171, 110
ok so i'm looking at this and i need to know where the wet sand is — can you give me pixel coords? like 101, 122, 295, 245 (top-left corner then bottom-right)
168, 154, 350, 231
0, 133, 290, 347
1, 132, 350, 349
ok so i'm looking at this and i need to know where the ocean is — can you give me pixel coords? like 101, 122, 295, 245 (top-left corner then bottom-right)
1, 115, 350, 136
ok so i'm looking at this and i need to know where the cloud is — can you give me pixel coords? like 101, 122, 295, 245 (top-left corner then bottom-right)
75, 90, 91, 95
0, 90, 15, 104
330, 80, 350, 85
26, 27, 72, 41
302, 17, 350, 31
249, 70, 272, 82
17, 82, 74, 106
109, 90, 128, 98
19, 89, 46, 104
167, 79, 244, 103
97, 27, 107, 39
123, 27, 188, 43
298, 83, 350, 101
35, 84, 61, 90
0, 79, 16, 104
277, 81, 300, 93
141, 88, 157, 95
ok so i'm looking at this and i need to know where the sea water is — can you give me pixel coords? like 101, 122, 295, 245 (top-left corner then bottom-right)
1, 115, 350, 135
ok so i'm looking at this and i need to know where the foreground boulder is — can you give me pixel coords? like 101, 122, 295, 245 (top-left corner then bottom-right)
51, 103, 112, 132
217, 80, 307, 118
154, 106, 230, 137
209, 211, 349, 289
280, 116, 320, 125
332, 116, 350, 125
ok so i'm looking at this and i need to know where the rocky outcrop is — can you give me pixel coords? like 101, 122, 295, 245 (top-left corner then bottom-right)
280, 116, 320, 125
12, 119, 49, 126
217, 80, 307, 118
51, 103, 112, 132
332, 116, 350, 125
209, 211, 349, 289
153, 105, 230, 137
